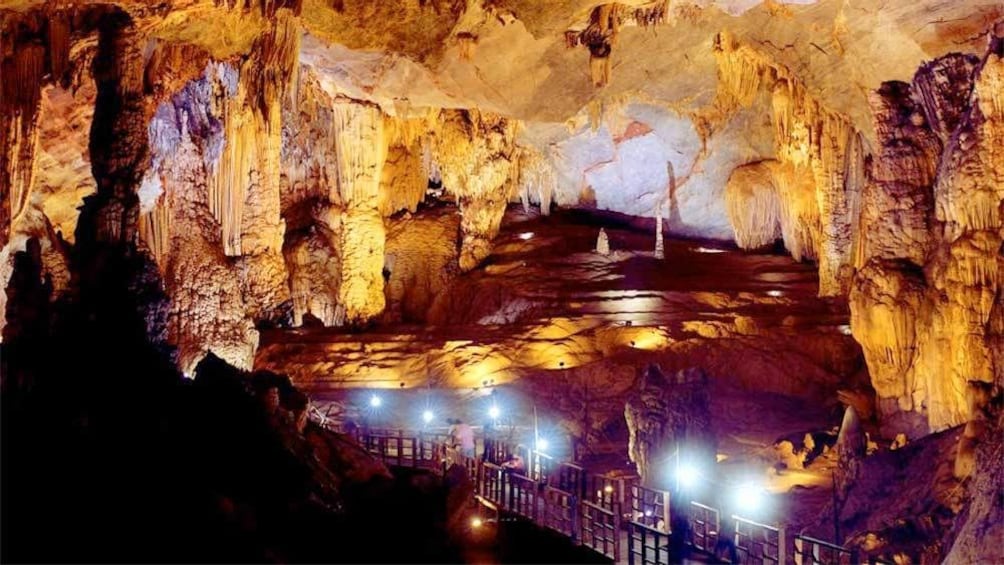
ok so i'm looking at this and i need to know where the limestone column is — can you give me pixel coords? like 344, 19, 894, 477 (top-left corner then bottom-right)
80, 11, 149, 248
332, 99, 388, 324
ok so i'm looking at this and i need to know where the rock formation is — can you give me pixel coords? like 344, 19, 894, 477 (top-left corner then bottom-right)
595, 227, 610, 255
624, 365, 716, 487
850, 32, 1004, 437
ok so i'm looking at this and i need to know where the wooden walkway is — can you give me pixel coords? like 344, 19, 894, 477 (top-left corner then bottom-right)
349, 426, 891, 565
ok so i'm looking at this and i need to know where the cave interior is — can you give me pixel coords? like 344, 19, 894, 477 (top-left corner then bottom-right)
1, 0, 1002, 563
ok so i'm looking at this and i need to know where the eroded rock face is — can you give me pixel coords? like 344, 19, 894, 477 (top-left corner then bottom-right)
850, 38, 1004, 436
140, 8, 300, 372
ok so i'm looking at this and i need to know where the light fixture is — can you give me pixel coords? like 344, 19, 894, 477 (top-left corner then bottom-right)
603, 484, 614, 494
676, 463, 699, 490
369, 395, 382, 408
488, 405, 500, 419
734, 483, 765, 514
422, 409, 434, 424
471, 517, 483, 529
536, 438, 549, 452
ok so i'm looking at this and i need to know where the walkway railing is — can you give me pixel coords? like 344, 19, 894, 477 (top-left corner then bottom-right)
626, 520, 671, 565
689, 501, 720, 554
734, 515, 785, 564
349, 426, 886, 565
792, 534, 858, 565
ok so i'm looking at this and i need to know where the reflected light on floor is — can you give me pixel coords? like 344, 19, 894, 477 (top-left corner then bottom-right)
766, 290, 783, 297
628, 329, 668, 350
693, 246, 726, 254
518, 232, 534, 240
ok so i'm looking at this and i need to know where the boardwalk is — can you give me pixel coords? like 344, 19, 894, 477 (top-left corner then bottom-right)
346, 426, 886, 565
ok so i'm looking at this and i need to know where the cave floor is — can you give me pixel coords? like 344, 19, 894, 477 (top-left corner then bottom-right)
258, 207, 854, 390
258, 207, 863, 533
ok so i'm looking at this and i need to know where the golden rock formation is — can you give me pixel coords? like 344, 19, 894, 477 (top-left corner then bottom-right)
331, 98, 388, 324
725, 160, 781, 249
709, 31, 865, 295
431, 109, 520, 272
850, 35, 1004, 435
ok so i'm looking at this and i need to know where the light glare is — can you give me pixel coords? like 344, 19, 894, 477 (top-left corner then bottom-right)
677, 463, 700, 489
369, 395, 382, 408
734, 483, 765, 513
488, 405, 500, 419
536, 438, 549, 451
422, 409, 434, 423
471, 517, 483, 529
519, 232, 534, 240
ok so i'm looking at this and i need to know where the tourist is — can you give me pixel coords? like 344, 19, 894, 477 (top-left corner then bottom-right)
502, 452, 526, 474
450, 418, 475, 458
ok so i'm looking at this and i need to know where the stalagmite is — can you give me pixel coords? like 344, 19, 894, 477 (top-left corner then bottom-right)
624, 366, 716, 487
596, 227, 610, 255
834, 405, 867, 498
654, 199, 664, 259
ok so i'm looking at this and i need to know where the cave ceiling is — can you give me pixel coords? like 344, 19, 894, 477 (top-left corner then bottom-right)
6, 0, 1001, 136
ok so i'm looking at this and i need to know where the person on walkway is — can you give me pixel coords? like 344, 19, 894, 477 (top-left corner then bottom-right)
450, 418, 475, 458
501, 452, 525, 474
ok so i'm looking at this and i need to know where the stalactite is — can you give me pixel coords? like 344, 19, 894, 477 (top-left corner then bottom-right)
770, 162, 819, 262
379, 141, 427, 216
431, 109, 520, 271
703, 31, 865, 295
1, 42, 45, 248
725, 160, 782, 249
1, 6, 80, 247
139, 193, 171, 268
209, 10, 299, 257
517, 147, 557, 216
849, 259, 926, 410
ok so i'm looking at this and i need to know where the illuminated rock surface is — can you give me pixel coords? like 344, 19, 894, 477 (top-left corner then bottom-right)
2, 0, 1003, 562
